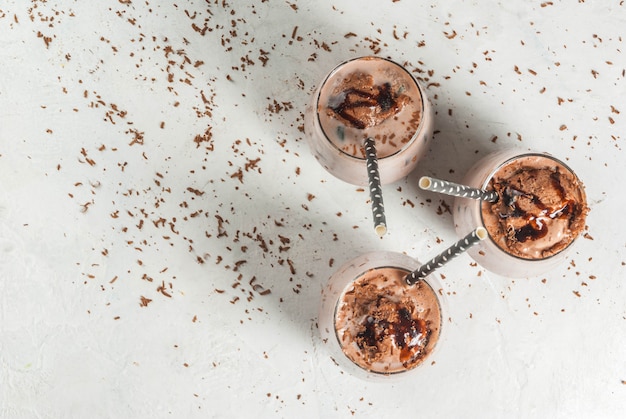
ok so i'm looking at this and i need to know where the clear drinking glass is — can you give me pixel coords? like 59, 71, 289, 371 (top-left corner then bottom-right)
318, 251, 446, 380
452, 149, 589, 278
305, 56, 433, 186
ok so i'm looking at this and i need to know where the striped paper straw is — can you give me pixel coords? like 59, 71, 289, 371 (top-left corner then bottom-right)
419, 176, 499, 202
405, 227, 488, 285
364, 137, 387, 237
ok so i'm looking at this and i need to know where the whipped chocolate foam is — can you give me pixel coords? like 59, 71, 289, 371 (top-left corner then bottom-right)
334, 267, 441, 374
481, 155, 588, 260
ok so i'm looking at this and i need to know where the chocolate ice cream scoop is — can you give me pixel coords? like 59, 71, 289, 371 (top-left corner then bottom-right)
327, 72, 411, 130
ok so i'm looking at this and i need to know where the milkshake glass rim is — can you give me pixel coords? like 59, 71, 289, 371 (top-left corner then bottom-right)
315, 55, 427, 162
477, 151, 586, 263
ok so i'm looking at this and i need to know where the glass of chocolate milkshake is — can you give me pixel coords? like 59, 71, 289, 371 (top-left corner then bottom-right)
319, 251, 445, 379
305, 56, 433, 185
452, 149, 589, 278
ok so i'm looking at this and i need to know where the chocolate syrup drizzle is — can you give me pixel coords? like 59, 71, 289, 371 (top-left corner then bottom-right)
497, 170, 577, 243
330, 82, 398, 129
357, 302, 429, 363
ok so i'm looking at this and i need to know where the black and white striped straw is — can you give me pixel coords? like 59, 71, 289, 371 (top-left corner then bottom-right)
405, 227, 488, 285
364, 137, 386, 237
419, 176, 499, 202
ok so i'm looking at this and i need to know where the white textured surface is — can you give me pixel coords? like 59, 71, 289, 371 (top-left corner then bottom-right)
1, 1, 625, 418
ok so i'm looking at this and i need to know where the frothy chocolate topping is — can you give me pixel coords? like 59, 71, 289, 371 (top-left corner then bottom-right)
482, 157, 588, 259
356, 300, 430, 364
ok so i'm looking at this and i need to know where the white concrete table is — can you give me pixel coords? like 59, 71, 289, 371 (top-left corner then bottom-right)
1, 1, 624, 417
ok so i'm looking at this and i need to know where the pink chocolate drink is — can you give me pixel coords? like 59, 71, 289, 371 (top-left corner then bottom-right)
305, 56, 433, 185
319, 251, 445, 378
453, 150, 589, 277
